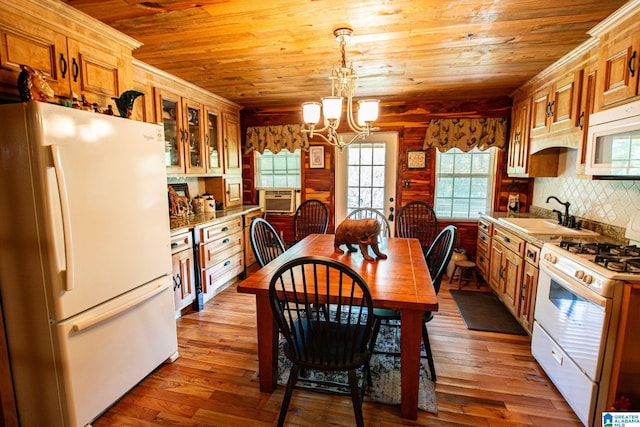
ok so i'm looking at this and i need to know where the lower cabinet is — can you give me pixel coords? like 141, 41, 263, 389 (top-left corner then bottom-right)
170, 229, 195, 315
243, 208, 263, 269
520, 248, 539, 332
485, 220, 541, 334
197, 216, 244, 303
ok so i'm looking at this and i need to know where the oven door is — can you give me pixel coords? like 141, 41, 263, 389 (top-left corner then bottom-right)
534, 261, 612, 382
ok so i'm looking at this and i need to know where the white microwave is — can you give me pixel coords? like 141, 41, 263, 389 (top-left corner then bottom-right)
585, 100, 640, 177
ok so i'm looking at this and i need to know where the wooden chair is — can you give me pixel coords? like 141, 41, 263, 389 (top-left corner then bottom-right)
369, 225, 457, 381
345, 207, 390, 237
290, 199, 329, 246
250, 217, 286, 268
269, 256, 374, 427
396, 201, 438, 254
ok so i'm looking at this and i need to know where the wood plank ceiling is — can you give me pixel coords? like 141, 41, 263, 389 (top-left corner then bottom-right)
63, 0, 628, 110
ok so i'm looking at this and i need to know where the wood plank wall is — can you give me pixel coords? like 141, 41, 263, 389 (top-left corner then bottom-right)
241, 97, 533, 263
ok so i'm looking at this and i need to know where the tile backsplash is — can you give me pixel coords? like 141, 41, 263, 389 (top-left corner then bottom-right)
532, 149, 640, 229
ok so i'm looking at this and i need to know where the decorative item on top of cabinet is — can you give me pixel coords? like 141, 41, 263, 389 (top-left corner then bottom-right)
170, 229, 195, 316
111, 90, 144, 119
507, 96, 559, 177
0, 3, 136, 106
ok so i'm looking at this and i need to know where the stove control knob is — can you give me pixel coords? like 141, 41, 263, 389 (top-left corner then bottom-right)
544, 253, 557, 263
575, 270, 585, 279
583, 275, 594, 284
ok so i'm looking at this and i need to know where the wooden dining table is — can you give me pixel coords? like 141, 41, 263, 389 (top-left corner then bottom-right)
237, 233, 438, 420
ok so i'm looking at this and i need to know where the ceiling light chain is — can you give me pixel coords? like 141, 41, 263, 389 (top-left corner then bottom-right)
301, 27, 379, 150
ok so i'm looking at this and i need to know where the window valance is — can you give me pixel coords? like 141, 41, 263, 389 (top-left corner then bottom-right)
244, 125, 310, 154
423, 117, 507, 152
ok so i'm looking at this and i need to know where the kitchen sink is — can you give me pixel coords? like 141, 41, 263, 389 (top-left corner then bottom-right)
497, 217, 600, 237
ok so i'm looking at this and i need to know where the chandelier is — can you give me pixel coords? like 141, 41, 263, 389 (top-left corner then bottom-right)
301, 27, 379, 150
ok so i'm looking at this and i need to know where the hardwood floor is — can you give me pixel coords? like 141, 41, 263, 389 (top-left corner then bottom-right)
94, 272, 582, 426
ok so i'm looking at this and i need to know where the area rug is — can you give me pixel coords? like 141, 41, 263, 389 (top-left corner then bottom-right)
273, 321, 437, 413
450, 290, 527, 335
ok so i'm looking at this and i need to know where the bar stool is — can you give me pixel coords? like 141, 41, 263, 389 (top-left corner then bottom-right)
449, 260, 479, 290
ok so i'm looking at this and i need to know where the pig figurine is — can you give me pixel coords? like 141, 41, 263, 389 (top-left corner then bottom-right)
334, 218, 387, 261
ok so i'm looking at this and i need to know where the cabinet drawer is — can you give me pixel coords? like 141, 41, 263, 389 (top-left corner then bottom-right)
524, 243, 541, 267
170, 230, 192, 254
199, 217, 243, 244
478, 218, 493, 235
202, 251, 244, 294
493, 226, 524, 256
201, 231, 243, 269
477, 230, 491, 253
477, 250, 490, 279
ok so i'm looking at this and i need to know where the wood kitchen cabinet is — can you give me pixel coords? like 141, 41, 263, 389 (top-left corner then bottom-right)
243, 208, 263, 269
507, 95, 560, 178
0, 1, 135, 107
519, 243, 540, 333
197, 216, 245, 303
156, 88, 208, 175
607, 284, 640, 410
596, 28, 640, 110
222, 112, 242, 175
490, 226, 524, 317
530, 70, 582, 138
170, 230, 195, 315
476, 218, 492, 281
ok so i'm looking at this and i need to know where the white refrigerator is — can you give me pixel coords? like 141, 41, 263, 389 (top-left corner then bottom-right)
0, 102, 178, 426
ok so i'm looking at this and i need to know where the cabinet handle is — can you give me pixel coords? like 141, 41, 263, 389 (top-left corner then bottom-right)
71, 58, 79, 82
548, 101, 555, 117
578, 112, 584, 130
527, 251, 535, 258
499, 266, 505, 279
480, 235, 486, 241
173, 274, 181, 290
221, 226, 229, 232
503, 236, 510, 243
223, 260, 231, 267
629, 51, 637, 78
59, 54, 68, 79
546, 102, 551, 117
222, 238, 230, 245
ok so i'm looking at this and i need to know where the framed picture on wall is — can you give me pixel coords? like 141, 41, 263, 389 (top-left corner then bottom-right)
309, 146, 325, 168
406, 150, 426, 169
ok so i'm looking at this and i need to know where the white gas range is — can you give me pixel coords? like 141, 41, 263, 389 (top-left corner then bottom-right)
532, 211, 640, 426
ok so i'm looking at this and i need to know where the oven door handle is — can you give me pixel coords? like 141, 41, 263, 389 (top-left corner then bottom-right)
540, 261, 609, 308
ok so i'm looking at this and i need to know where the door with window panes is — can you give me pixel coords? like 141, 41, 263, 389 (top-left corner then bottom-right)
335, 132, 398, 235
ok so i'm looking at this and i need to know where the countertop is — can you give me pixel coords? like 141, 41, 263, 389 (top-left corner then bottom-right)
480, 211, 621, 246
170, 205, 262, 232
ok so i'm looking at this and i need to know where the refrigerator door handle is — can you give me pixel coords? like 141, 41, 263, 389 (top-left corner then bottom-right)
72, 281, 169, 332
50, 144, 75, 292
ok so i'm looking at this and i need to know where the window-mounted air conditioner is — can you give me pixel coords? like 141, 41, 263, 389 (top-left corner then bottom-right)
259, 189, 300, 214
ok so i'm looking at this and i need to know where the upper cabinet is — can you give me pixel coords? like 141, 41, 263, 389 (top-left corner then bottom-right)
530, 70, 582, 138
0, 0, 137, 107
592, 1, 640, 112
596, 30, 640, 110
507, 97, 531, 176
222, 112, 242, 175
142, 61, 242, 179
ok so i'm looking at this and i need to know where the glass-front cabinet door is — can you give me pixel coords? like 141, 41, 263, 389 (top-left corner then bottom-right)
156, 89, 184, 175
204, 105, 223, 175
182, 99, 206, 175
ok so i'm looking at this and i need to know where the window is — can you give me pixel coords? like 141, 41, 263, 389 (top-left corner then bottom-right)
434, 147, 496, 219
254, 149, 301, 189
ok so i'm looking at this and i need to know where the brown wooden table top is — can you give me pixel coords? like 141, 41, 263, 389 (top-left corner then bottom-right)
238, 234, 438, 313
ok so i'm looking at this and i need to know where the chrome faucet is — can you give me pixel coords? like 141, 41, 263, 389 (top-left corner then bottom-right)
546, 196, 571, 227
